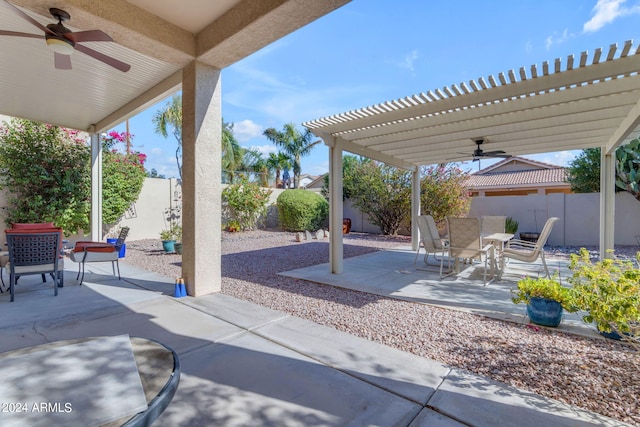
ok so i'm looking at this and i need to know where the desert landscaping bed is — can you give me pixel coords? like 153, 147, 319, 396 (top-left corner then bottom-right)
124, 230, 640, 426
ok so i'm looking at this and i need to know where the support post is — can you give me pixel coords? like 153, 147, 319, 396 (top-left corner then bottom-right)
328, 137, 343, 274
411, 168, 421, 251
599, 148, 615, 259
90, 128, 102, 241
181, 61, 222, 296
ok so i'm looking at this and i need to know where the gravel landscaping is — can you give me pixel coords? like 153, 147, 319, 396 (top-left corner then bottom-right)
123, 230, 640, 426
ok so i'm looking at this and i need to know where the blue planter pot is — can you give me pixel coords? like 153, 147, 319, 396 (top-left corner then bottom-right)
527, 297, 563, 327
162, 240, 176, 253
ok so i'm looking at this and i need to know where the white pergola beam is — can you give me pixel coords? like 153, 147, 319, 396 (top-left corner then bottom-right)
339, 137, 416, 171
604, 95, 640, 154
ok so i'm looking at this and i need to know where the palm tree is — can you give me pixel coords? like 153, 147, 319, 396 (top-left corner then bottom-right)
263, 123, 320, 188
152, 94, 182, 179
222, 121, 243, 183
266, 152, 292, 188
242, 148, 270, 186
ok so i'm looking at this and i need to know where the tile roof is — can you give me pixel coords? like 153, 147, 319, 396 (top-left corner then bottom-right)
475, 156, 562, 174
466, 168, 568, 188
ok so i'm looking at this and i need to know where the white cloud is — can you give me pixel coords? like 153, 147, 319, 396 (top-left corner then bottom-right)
249, 144, 277, 157
583, 0, 640, 33
151, 147, 164, 155
525, 40, 533, 54
399, 50, 420, 73
233, 119, 263, 142
545, 28, 574, 51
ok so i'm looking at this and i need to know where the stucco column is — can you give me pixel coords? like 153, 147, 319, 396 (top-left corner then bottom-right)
599, 148, 615, 259
411, 168, 421, 251
181, 61, 222, 296
90, 128, 102, 241
328, 137, 343, 274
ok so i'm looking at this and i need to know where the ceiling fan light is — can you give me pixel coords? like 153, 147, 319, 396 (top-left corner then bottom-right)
45, 37, 74, 55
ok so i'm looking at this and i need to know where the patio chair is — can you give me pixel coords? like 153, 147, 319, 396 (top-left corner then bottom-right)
1, 223, 65, 294
441, 217, 495, 285
5, 229, 63, 302
480, 215, 507, 252
70, 227, 129, 285
414, 215, 448, 266
499, 217, 559, 279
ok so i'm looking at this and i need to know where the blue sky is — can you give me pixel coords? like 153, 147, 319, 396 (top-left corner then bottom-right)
113, 0, 640, 178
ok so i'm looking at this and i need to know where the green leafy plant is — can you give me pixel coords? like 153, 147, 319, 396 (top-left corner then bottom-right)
102, 151, 147, 225
505, 217, 519, 234
511, 276, 575, 309
568, 248, 640, 347
277, 189, 328, 232
222, 177, 272, 231
420, 164, 471, 230
160, 224, 182, 241
615, 137, 640, 201
0, 119, 91, 234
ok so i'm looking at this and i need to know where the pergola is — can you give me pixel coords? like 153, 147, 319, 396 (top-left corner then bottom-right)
0, 0, 350, 296
304, 41, 640, 273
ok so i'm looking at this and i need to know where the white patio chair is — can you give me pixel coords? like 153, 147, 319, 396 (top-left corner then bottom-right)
414, 215, 448, 266
499, 217, 559, 278
441, 217, 495, 285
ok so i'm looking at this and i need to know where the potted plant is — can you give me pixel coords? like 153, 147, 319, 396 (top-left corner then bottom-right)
173, 225, 183, 255
511, 276, 575, 327
568, 248, 640, 346
160, 226, 178, 253
505, 216, 519, 235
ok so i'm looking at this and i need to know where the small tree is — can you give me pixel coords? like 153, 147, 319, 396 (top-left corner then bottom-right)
566, 148, 601, 193
0, 119, 91, 233
348, 161, 412, 236
420, 164, 471, 228
222, 177, 272, 231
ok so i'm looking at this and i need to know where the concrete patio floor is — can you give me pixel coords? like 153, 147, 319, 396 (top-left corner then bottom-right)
280, 245, 598, 339
0, 256, 629, 426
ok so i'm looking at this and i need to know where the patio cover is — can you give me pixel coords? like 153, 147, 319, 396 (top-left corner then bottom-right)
304, 41, 640, 273
0, 0, 350, 296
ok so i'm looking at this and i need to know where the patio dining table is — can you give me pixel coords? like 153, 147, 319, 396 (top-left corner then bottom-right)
482, 232, 514, 271
0, 335, 180, 427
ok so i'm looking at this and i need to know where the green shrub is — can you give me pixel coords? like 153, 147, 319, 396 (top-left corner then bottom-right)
568, 248, 640, 347
0, 119, 91, 234
222, 177, 272, 231
277, 189, 328, 231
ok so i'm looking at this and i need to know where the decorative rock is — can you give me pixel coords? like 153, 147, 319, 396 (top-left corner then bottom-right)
295, 232, 303, 242
304, 230, 313, 240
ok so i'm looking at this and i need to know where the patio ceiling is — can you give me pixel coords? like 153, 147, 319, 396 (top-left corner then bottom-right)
304, 40, 640, 170
0, 0, 348, 132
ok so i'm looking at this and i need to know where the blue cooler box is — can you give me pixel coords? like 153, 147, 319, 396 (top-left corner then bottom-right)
106, 238, 126, 258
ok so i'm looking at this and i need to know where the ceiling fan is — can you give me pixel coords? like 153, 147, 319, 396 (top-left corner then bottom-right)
463, 138, 512, 161
0, 1, 130, 72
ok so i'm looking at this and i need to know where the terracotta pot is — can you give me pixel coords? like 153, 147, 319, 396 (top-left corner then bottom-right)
343, 218, 352, 234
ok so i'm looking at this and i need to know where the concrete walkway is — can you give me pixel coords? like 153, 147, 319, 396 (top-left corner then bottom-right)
0, 257, 628, 426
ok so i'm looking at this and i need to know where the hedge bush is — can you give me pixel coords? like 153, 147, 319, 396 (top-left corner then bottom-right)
277, 189, 328, 231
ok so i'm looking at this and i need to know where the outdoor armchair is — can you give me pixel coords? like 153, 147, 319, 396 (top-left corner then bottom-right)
5, 229, 63, 302
414, 215, 448, 267
441, 217, 495, 285
499, 217, 559, 279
